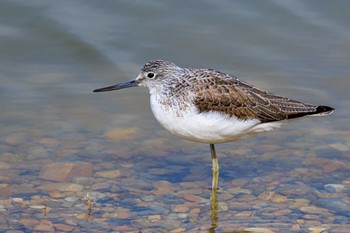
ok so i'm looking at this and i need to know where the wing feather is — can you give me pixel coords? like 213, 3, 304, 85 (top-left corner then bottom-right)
192, 70, 320, 123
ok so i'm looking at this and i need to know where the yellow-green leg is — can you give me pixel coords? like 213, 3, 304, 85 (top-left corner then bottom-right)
210, 144, 219, 191
209, 144, 219, 229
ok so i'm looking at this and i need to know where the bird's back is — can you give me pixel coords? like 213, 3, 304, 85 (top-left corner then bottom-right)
184, 68, 334, 123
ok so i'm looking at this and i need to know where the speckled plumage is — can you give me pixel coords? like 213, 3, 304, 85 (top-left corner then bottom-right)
141, 60, 332, 121
94, 60, 334, 144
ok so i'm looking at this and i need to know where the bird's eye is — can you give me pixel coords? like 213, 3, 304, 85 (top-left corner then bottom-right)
147, 72, 155, 78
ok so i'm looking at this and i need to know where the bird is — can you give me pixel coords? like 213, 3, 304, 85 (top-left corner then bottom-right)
93, 60, 334, 192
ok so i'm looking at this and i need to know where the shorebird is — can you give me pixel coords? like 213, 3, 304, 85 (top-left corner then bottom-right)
93, 60, 334, 191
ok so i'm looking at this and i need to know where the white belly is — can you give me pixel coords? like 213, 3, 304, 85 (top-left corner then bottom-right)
150, 95, 282, 144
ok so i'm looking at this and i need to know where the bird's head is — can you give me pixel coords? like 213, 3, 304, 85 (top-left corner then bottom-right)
93, 60, 181, 93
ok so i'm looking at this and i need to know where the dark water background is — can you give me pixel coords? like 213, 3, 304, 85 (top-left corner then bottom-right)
0, 1, 349, 232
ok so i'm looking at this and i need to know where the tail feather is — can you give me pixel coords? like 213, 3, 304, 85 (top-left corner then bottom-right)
312, 105, 334, 116
287, 105, 334, 120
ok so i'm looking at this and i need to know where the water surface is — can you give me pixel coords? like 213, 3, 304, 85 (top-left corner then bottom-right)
0, 1, 349, 232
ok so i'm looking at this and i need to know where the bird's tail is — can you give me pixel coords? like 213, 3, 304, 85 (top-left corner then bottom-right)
311, 105, 334, 116
286, 105, 334, 120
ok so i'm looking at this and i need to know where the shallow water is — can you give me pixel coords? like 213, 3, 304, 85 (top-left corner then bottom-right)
0, 0, 349, 232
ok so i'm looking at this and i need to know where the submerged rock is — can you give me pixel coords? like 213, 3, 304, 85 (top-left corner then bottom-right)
39, 162, 93, 182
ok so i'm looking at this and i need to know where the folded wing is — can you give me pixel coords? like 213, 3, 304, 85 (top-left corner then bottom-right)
192, 71, 333, 123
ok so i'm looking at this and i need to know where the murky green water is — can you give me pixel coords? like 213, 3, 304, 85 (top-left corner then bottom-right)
0, 1, 349, 232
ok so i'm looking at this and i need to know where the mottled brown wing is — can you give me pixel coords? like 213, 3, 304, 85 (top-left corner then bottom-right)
192, 71, 319, 123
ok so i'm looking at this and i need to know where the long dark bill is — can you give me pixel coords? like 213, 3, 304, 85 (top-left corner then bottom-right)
93, 79, 139, 92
